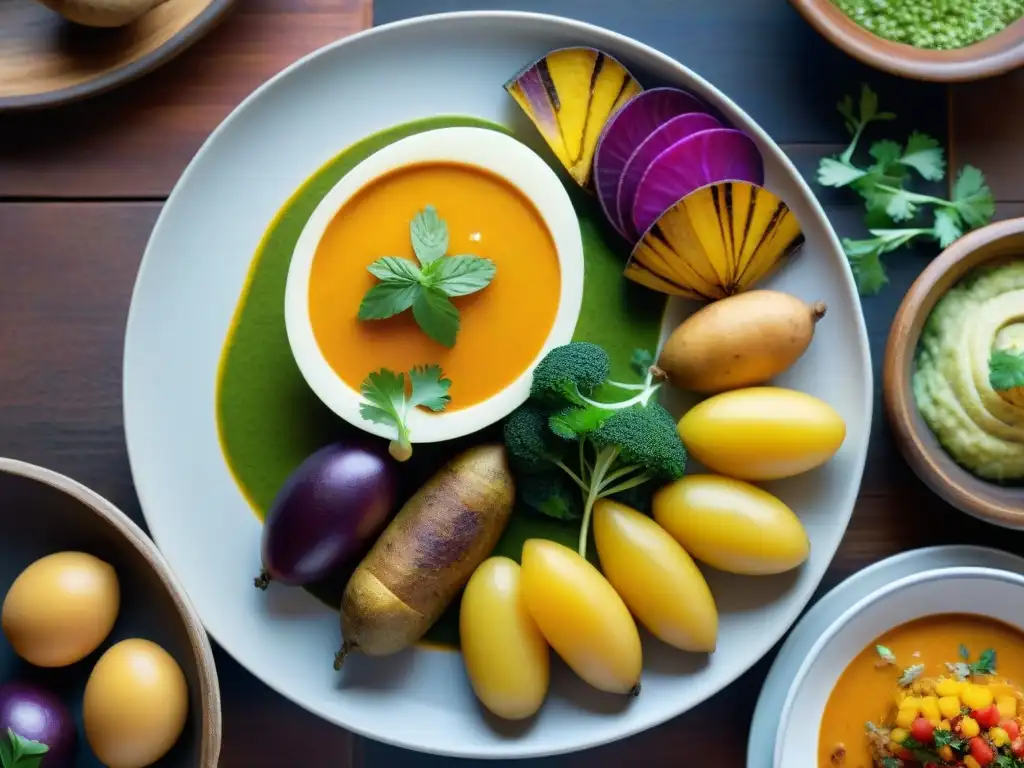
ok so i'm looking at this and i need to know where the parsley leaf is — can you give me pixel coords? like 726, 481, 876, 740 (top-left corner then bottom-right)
359, 365, 452, 461
991, 351, 1024, 392
951, 165, 996, 228
409, 205, 449, 266
817, 87, 995, 297
876, 644, 897, 665
960, 644, 970, 661
358, 206, 496, 347
971, 648, 997, 676
818, 157, 867, 188
933, 208, 963, 248
900, 736, 942, 764
934, 729, 965, 751
407, 364, 452, 412
881, 758, 903, 768
899, 131, 946, 181
425, 255, 496, 297
898, 664, 925, 687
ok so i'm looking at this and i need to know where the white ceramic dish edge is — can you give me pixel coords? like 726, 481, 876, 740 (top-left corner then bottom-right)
774, 565, 1024, 768
123, 11, 873, 759
283, 126, 584, 443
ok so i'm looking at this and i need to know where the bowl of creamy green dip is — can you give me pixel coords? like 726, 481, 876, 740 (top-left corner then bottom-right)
885, 217, 1024, 528
790, 0, 1024, 82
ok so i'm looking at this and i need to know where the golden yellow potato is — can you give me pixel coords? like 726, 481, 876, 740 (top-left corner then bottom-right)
593, 499, 718, 652
657, 290, 827, 394
460, 557, 550, 720
84, 639, 189, 768
677, 386, 846, 480
2, 551, 120, 668
520, 539, 642, 695
653, 475, 810, 575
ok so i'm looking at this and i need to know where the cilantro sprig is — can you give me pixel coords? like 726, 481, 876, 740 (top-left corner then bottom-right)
990, 350, 1024, 392
818, 84, 995, 295
358, 206, 496, 347
360, 365, 452, 461
0, 728, 49, 768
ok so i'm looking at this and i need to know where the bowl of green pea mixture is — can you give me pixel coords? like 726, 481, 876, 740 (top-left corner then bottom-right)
790, 0, 1024, 81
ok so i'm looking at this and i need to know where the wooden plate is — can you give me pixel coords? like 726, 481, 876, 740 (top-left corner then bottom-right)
0, 0, 235, 111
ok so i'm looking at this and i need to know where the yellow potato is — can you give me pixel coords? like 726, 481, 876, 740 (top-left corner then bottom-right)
519, 539, 642, 695
678, 386, 846, 480
593, 499, 718, 652
653, 475, 809, 575
658, 290, 827, 394
2, 551, 120, 668
83, 639, 189, 768
460, 557, 549, 720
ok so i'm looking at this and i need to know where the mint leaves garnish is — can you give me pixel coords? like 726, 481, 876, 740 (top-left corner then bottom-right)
357, 205, 496, 347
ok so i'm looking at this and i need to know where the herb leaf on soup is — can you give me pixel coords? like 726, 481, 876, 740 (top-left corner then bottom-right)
426, 255, 497, 297
358, 205, 497, 347
359, 365, 452, 462
898, 664, 924, 686
409, 205, 449, 266
875, 644, 896, 665
990, 351, 1024, 392
412, 287, 460, 348
971, 648, 997, 676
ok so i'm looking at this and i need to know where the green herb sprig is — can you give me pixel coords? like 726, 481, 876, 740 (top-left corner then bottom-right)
990, 351, 1024, 392
359, 365, 452, 462
358, 206, 496, 347
818, 84, 995, 295
0, 728, 49, 768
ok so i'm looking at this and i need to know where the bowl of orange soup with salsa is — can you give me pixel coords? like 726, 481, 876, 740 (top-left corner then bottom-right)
284, 126, 584, 445
774, 567, 1024, 768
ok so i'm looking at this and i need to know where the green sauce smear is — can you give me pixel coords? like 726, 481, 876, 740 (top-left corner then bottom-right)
830, 0, 1024, 50
215, 115, 666, 647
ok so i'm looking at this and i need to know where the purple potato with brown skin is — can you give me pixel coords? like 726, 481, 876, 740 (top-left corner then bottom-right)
0, 682, 76, 767
255, 441, 398, 589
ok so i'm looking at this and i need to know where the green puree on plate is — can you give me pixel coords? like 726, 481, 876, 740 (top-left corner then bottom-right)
215, 114, 666, 647
831, 0, 1024, 49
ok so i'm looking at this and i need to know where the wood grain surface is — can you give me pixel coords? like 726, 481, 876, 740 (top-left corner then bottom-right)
0, 0, 1022, 766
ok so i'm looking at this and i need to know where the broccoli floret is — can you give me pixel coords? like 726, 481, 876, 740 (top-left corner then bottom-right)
518, 469, 583, 520
504, 342, 687, 559
530, 342, 610, 406
591, 404, 686, 480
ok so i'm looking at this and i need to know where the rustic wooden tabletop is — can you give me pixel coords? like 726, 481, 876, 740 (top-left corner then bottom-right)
0, 1, 1022, 765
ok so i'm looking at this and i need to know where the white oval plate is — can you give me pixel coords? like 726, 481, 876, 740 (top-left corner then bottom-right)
123, 10, 872, 759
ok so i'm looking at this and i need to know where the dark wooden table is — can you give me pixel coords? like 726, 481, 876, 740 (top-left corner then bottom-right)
0, 1, 1021, 765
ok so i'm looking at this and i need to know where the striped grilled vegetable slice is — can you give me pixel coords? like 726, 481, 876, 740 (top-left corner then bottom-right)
624, 181, 805, 300
504, 47, 642, 188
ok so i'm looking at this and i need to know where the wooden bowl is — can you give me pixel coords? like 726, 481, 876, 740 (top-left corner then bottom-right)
0, 0, 236, 112
884, 217, 1024, 529
789, 0, 1024, 82
0, 457, 221, 766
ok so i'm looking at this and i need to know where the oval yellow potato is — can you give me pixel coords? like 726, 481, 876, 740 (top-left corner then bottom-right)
653, 475, 810, 575
593, 499, 718, 653
460, 557, 550, 720
520, 539, 642, 695
2, 551, 120, 668
84, 638, 189, 768
678, 386, 846, 480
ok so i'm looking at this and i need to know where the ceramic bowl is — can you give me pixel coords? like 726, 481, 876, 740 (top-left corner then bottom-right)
0, 458, 221, 767
774, 566, 1024, 767
789, 0, 1024, 82
884, 217, 1024, 529
283, 126, 584, 445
